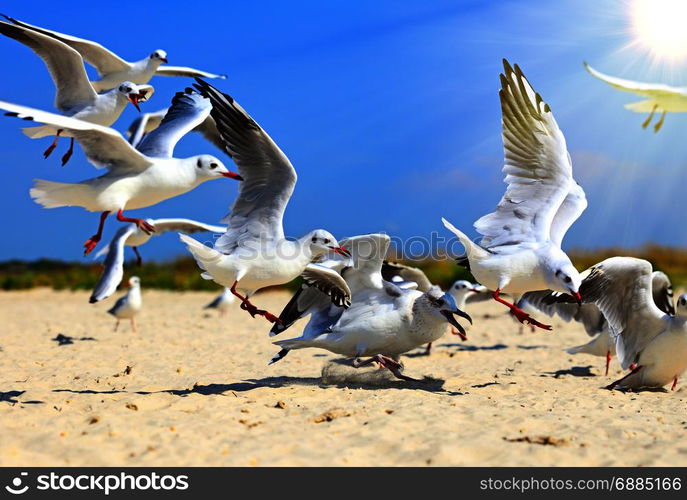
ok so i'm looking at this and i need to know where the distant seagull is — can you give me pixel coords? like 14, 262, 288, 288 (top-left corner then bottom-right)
269, 234, 472, 380
204, 288, 235, 317
521, 270, 675, 376
442, 59, 586, 331
126, 108, 224, 153
0, 88, 242, 255
0, 20, 152, 165
559, 257, 687, 391
1, 14, 226, 93
584, 62, 687, 132
107, 276, 142, 332
180, 79, 351, 324
89, 218, 225, 303
448, 280, 492, 311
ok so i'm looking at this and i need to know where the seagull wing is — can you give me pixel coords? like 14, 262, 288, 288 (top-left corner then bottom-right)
301, 263, 352, 309
148, 218, 225, 235
338, 234, 391, 294
651, 270, 675, 316
126, 109, 167, 147
0, 20, 97, 111
381, 261, 433, 292
136, 90, 211, 158
520, 290, 607, 336
1, 14, 131, 75
193, 78, 297, 254
474, 60, 580, 249
584, 62, 687, 99
1, 101, 153, 172
155, 65, 227, 79
549, 182, 587, 248
89, 224, 137, 303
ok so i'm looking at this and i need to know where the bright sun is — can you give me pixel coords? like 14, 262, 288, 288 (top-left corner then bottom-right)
630, 0, 687, 62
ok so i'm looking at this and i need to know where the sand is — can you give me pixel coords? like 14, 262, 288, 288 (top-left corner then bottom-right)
1, 288, 686, 467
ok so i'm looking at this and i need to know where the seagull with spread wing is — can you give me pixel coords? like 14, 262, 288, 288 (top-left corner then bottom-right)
1, 14, 226, 93
0, 20, 152, 165
585, 62, 687, 132
0, 88, 242, 255
269, 234, 472, 380
179, 79, 351, 324
442, 59, 586, 331
89, 218, 225, 303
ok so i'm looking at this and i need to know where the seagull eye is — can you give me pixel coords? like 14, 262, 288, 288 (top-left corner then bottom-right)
210, 163, 218, 169
324, 238, 330, 244
564, 276, 572, 284
197, 159, 202, 168
311, 236, 317, 243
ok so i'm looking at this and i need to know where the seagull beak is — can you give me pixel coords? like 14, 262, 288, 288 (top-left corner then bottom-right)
441, 308, 472, 337
469, 288, 481, 292
571, 291, 582, 305
331, 246, 351, 257
221, 171, 243, 181
127, 94, 141, 112
160, 57, 168, 63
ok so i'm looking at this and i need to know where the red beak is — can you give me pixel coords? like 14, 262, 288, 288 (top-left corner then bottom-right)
573, 292, 582, 305
128, 94, 141, 112
221, 171, 243, 181
333, 247, 351, 257
469, 288, 481, 292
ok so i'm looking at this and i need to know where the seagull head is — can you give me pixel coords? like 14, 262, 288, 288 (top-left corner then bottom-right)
424, 287, 472, 339
150, 49, 168, 64
128, 276, 140, 288
194, 155, 243, 181
307, 230, 350, 258
117, 82, 154, 112
676, 294, 687, 316
450, 280, 481, 300
552, 264, 582, 305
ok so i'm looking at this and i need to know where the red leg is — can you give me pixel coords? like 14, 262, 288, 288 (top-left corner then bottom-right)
230, 281, 283, 324
605, 351, 611, 377
671, 377, 678, 391
61, 137, 74, 166
83, 211, 110, 255
133, 246, 143, 266
493, 289, 552, 330
43, 129, 62, 159
606, 365, 643, 390
116, 209, 156, 234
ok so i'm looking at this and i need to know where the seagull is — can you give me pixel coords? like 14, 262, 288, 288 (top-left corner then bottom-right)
204, 288, 235, 317
448, 280, 492, 311
0, 20, 152, 165
584, 62, 687, 133
0, 88, 242, 255
126, 108, 224, 153
520, 270, 675, 376
1, 14, 226, 93
179, 78, 351, 324
89, 218, 225, 303
107, 276, 142, 332
269, 233, 472, 380
442, 59, 586, 331
556, 257, 687, 391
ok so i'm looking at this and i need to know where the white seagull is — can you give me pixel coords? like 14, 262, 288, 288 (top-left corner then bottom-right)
269, 233, 472, 380
1, 14, 226, 93
585, 62, 687, 132
89, 218, 225, 303
180, 79, 351, 324
107, 276, 142, 332
0, 20, 152, 165
448, 280, 492, 311
0, 88, 242, 255
520, 270, 675, 376
442, 59, 586, 331
204, 288, 235, 317
566, 257, 687, 391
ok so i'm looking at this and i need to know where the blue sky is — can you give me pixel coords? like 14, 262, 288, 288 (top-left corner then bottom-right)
1, 0, 686, 261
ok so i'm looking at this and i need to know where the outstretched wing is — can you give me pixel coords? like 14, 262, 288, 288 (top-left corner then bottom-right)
519, 290, 607, 336
584, 62, 687, 99
89, 224, 137, 303
474, 59, 580, 249
301, 263, 352, 309
155, 65, 227, 79
148, 218, 225, 235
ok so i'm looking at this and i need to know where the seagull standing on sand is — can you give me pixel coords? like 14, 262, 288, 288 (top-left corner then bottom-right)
269, 233, 472, 380
0, 20, 152, 165
0, 88, 242, 255
180, 79, 351, 324
107, 276, 142, 332
559, 257, 687, 391
1, 14, 226, 93
520, 270, 675, 376
89, 218, 225, 303
442, 60, 586, 331
584, 62, 687, 132
204, 288, 236, 317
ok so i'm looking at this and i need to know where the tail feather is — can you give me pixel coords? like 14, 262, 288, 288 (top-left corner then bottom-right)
30, 179, 91, 209
179, 234, 222, 274
268, 348, 290, 365
441, 217, 489, 260
564, 344, 586, 355
22, 124, 56, 139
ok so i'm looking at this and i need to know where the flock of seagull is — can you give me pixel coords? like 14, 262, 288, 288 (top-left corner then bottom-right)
2, 15, 687, 392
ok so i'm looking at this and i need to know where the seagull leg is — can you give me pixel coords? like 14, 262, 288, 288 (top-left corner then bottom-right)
605, 351, 611, 377
230, 281, 283, 324
133, 247, 143, 267
375, 355, 417, 381
131, 317, 137, 333
653, 110, 666, 133
83, 211, 110, 256
424, 343, 432, 356
671, 377, 678, 391
493, 289, 552, 330
116, 209, 156, 234
61, 137, 74, 166
114, 320, 119, 332
606, 364, 643, 390
642, 105, 657, 129
450, 326, 467, 341
43, 129, 62, 159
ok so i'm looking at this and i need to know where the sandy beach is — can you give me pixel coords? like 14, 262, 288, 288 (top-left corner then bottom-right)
1, 288, 685, 467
